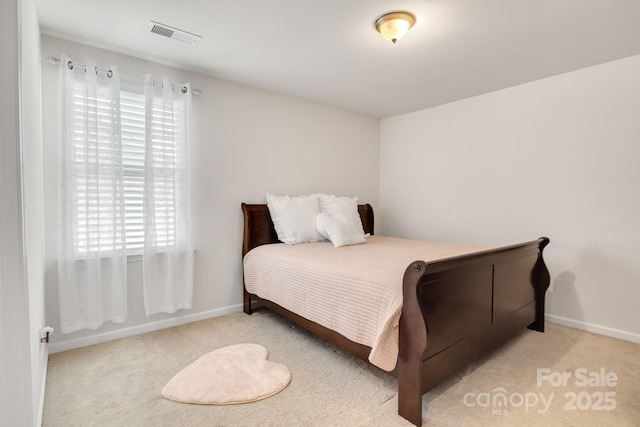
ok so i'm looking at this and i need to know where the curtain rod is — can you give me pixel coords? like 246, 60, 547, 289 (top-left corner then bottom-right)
45, 56, 203, 96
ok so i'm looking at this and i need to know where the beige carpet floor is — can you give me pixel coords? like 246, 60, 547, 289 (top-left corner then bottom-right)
43, 310, 640, 426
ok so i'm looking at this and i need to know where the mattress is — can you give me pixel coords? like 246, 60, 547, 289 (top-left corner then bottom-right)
243, 235, 485, 371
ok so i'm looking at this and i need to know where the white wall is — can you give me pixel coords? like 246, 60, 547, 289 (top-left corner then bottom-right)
0, 0, 46, 425
380, 55, 640, 343
41, 36, 380, 352
0, 1, 30, 424
21, 0, 48, 423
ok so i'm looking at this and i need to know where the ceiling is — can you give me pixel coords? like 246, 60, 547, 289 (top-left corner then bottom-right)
36, 0, 640, 118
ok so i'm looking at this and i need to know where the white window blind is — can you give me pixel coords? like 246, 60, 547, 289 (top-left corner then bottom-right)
70, 85, 126, 255
120, 89, 146, 253
72, 86, 181, 256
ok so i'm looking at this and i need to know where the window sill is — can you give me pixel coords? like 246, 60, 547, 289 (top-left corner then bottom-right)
127, 253, 143, 263
127, 249, 195, 263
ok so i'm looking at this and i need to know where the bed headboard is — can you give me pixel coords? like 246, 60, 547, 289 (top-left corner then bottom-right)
241, 203, 374, 256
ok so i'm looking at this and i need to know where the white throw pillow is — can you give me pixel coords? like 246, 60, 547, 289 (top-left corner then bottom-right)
316, 212, 366, 247
266, 193, 325, 245
317, 194, 365, 233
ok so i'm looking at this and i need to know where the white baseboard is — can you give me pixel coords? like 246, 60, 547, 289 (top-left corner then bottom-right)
48, 304, 244, 354
48, 309, 640, 354
546, 313, 640, 344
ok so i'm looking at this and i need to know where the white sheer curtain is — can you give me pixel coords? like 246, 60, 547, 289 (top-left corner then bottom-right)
57, 54, 127, 333
143, 76, 194, 316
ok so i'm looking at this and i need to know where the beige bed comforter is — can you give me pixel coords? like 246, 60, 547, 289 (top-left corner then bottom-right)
243, 235, 485, 371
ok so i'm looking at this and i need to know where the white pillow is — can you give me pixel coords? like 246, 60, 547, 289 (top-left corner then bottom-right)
317, 194, 365, 233
266, 193, 325, 245
316, 212, 366, 247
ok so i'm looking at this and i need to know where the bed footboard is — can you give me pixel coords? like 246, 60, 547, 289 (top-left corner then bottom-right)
397, 237, 550, 426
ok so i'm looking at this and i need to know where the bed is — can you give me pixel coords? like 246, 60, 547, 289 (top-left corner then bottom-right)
241, 202, 550, 426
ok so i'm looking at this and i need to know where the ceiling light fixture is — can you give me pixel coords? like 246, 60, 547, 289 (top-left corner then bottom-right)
375, 11, 416, 44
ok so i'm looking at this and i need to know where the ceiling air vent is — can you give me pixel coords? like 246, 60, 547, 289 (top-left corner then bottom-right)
148, 21, 201, 45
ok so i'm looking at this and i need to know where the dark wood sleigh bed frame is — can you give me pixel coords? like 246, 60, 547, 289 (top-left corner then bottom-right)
241, 203, 550, 426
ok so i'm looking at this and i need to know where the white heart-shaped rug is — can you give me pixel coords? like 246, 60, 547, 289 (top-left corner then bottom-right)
162, 343, 291, 405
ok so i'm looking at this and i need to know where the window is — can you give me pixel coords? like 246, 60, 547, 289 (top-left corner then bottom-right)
72, 86, 180, 256
69, 81, 126, 255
